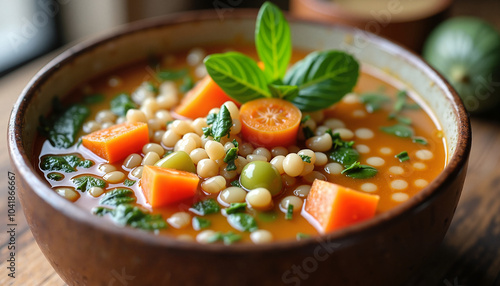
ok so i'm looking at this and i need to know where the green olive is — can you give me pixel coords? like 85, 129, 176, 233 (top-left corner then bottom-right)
154, 151, 196, 173
240, 161, 282, 196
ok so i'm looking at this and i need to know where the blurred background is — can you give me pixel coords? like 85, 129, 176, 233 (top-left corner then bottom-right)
0, 0, 498, 77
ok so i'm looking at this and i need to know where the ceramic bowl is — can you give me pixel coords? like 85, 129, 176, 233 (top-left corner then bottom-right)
8, 10, 470, 286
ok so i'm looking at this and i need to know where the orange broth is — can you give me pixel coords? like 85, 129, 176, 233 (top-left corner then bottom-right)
36, 46, 446, 243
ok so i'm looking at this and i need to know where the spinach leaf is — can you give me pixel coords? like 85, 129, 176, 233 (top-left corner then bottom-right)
99, 188, 136, 206
82, 93, 105, 104
381, 124, 414, 138
395, 115, 412, 125
302, 126, 314, 140
412, 137, 428, 145
224, 144, 239, 171
207, 231, 242, 245
157, 69, 188, 81
285, 204, 294, 220
284, 51, 359, 112
227, 213, 258, 232
47, 173, 64, 181
72, 175, 106, 192
230, 180, 242, 188
395, 151, 410, 162
225, 203, 247, 214
299, 155, 311, 163
202, 105, 232, 142
393, 90, 407, 113
40, 154, 92, 173
123, 179, 136, 187
360, 93, 391, 113
42, 104, 90, 148
106, 204, 167, 230
190, 199, 221, 216
329, 147, 359, 166
341, 162, 378, 179
204, 52, 271, 103
255, 1, 291, 81
268, 84, 299, 101
110, 93, 137, 117
192, 217, 211, 231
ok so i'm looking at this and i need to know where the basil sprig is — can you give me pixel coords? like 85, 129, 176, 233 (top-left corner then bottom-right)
204, 1, 359, 112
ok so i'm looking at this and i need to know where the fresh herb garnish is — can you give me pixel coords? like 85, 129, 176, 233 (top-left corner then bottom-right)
258, 211, 278, 222
412, 137, 428, 145
329, 147, 359, 167
224, 143, 239, 171
144, 81, 158, 93
99, 188, 136, 206
341, 162, 378, 179
395, 115, 412, 125
327, 130, 354, 149
299, 155, 311, 163
202, 105, 232, 141
180, 76, 194, 93
157, 69, 188, 81
395, 151, 410, 162
207, 231, 242, 245
82, 93, 105, 104
300, 115, 311, 124
110, 93, 137, 117
225, 203, 247, 214
204, 2, 359, 112
47, 172, 64, 181
302, 126, 315, 140
393, 90, 407, 114
123, 179, 136, 187
39, 100, 90, 148
296, 233, 310, 240
285, 204, 294, 220
72, 175, 106, 192
227, 213, 258, 232
190, 199, 221, 216
192, 217, 211, 230
230, 180, 242, 188
360, 93, 390, 113
40, 154, 92, 173
93, 204, 167, 231
380, 124, 414, 138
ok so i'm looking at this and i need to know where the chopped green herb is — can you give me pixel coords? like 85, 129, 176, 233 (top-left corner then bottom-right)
47, 172, 64, 181
202, 105, 232, 142
302, 126, 315, 140
395, 115, 412, 125
40, 154, 92, 173
360, 93, 390, 113
144, 81, 158, 93
99, 188, 136, 206
94, 204, 167, 231
230, 180, 242, 188
180, 76, 194, 93
157, 69, 188, 81
206, 113, 217, 125
192, 217, 211, 231
258, 211, 278, 222
123, 179, 136, 187
110, 93, 137, 117
412, 137, 428, 145
285, 204, 294, 220
299, 155, 311, 163
327, 130, 354, 149
341, 162, 378, 179
301, 115, 311, 124
225, 203, 247, 214
395, 151, 410, 162
71, 176, 106, 192
393, 90, 407, 113
82, 93, 105, 104
380, 124, 414, 138
224, 144, 239, 171
227, 213, 258, 232
207, 231, 242, 245
39, 102, 90, 148
190, 199, 221, 216
296, 233, 310, 240
329, 147, 359, 166
268, 84, 299, 101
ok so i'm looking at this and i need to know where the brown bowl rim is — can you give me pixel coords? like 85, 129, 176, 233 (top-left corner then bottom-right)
8, 9, 471, 253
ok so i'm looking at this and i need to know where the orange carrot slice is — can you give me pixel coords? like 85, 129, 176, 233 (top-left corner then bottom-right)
305, 180, 379, 233
141, 165, 199, 207
81, 122, 149, 163
174, 75, 239, 119
239, 98, 301, 148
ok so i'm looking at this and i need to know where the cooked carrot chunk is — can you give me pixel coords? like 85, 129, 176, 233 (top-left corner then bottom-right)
174, 75, 239, 119
141, 166, 199, 207
82, 122, 149, 163
305, 180, 379, 233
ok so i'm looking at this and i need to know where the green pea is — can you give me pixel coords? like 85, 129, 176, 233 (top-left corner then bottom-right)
240, 161, 282, 196
154, 151, 196, 173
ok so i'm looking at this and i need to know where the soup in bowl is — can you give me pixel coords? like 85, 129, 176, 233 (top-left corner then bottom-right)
8, 5, 470, 286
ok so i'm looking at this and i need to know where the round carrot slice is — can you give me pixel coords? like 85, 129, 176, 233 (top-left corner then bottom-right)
239, 98, 302, 148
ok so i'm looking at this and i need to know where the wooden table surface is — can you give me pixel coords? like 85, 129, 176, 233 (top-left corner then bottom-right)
1, 1, 499, 285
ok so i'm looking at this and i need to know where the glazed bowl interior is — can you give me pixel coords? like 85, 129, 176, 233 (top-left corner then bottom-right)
8, 10, 470, 285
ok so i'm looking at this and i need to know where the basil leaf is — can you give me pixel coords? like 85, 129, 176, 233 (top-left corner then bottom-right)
360, 93, 391, 113
329, 147, 359, 166
341, 162, 378, 179
192, 217, 211, 231
284, 51, 359, 111
268, 84, 299, 101
123, 179, 136, 187
157, 69, 188, 81
72, 175, 106, 192
100, 188, 136, 206
110, 204, 167, 230
45, 104, 90, 148
412, 137, 428, 145
225, 203, 247, 214
255, 1, 291, 81
40, 154, 92, 173
227, 213, 258, 232
110, 93, 137, 117
190, 199, 221, 216
395, 151, 410, 162
381, 124, 414, 138
204, 52, 271, 103
47, 172, 64, 181
203, 105, 233, 142
224, 144, 239, 171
